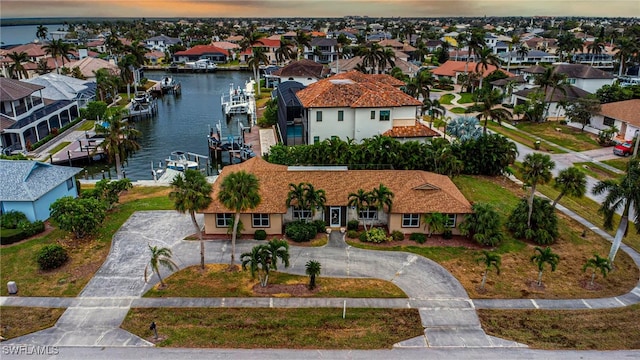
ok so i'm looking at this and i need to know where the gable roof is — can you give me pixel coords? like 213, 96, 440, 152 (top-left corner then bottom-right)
174, 45, 229, 57
0, 160, 83, 201
513, 84, 591, 102
24, 73, 95, 101
295, 70, 420, 108
64, 57, 119, 78
432, 60, 514, 78
382, 120, 441, 138
522, 64, 614, 79
0, 78, 45, 101
204, 157, 472, 215
598, 99, 640, 126
145, 35, 182, 44
272, 59, 329, 79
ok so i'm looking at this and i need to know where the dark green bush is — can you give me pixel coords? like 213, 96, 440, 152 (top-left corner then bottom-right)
0, 228, 26, 245
391, 230, 405, 241
506, 197, 559, 245
347, 220, 359, 231
312, 220, 327, 234
347, 230, 360, 239
1, 211, 29, 229
359, 228, 391, 243
18, 220, 45, 237
359, 231, 368, 242
36, 244, 69, 270
410, 233, 427, 244
254, 229, 267, 240
442, 229, 453, 239
285, 221, 317, 242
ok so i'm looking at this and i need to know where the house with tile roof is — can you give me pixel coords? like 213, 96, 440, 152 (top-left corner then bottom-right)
173, 45, 230, 63
144, 35, 182, 52
1, 78, 80, 154
511, 84, 592, 120
520, 64, 614, 94
304, 38, 338, 65
202, 157, 472, 235
24, 73, 96, 108
589, 99, 640, 141
294, 71, 423, 143
63, 57, 119, 81
0, 160, 83, 222
271, 59, 330, 86
432, 60, 515, 85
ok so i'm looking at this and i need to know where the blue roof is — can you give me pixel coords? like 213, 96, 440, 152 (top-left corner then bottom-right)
0, 160, 83, 201
277, 81, 305, 107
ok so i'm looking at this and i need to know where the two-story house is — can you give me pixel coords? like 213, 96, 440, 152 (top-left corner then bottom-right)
1, 78, 79, 154
304, 38, 338, 65
520, 64, 615, 94
295, 71, 423, 143
271, 59, 330, 86
173, 45, 230, 63
144, 35, 182, 52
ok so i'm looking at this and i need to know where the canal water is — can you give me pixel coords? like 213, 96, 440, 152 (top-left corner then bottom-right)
91, 71, 253, 180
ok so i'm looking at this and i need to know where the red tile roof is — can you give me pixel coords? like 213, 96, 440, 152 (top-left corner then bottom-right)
383, 121, 441, 138
174, 45, 229, 56
296, 70, 421, 108
253, 38, 280, 48
432, 60, 514, 78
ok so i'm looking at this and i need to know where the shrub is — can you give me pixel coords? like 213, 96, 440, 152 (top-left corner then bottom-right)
285, 220, 317, 242
347, 230, 360, 239
507, 197, 559, 245
410, 233, 427, 244
459, 202, 504, 246
312, 220, 327, 234
360, 228, 391, 243
391, 230, 405, 241
18, 220, 45, 237
36, 244, 69, 270
559, 119, 568, 125
347, 220, 359, 231
254, 229, 267, 240
442, 229, 453, 239
1, 211, 29, 229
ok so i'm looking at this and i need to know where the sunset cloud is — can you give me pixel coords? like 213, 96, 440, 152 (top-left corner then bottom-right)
1, 0, 638, 18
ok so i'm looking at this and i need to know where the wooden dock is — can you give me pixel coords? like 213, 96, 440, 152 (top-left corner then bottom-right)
49, 138, 105, 165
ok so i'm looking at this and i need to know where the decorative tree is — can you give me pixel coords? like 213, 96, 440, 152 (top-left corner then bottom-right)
530, 246, 560, 287
475, 251, 501, 290
144, 245, 179, 288
582, 254, 612, 287
305, 260, 322, 290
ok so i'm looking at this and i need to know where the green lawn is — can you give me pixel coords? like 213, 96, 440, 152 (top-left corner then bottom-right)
486, 122, 566, 154
573, 162, 622, 181
47, 141, 71, 155
76, 120, 95, 131
450, 107, 467, 114
515, 122, 601, 152
439, 94, 454, 105
458, 92, 476, 104
602, 157, 630, 171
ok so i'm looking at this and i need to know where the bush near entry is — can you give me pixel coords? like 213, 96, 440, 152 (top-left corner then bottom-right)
285, 221, 317, 242
36, 244, 69, 270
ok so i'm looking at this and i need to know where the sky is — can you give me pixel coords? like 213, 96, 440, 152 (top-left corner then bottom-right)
1, 0, 639, 19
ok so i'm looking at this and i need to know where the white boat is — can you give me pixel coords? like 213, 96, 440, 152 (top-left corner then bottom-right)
133, 91, 151, 103
160, 76, 176, 90
165, 151, 199, 171
221, 80, 255, 115
185, 59, 217, 71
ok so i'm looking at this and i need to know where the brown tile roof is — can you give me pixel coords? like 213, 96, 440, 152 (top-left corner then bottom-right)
432, 60, 514, 78
205, 158, 472, 215
0, 43, 46, 58
272, 59, 328, 79
0, 78, 45, 101
174, 45, 229, 56
383, 121, 441, 138
513, 84, 591, 102
296, 70, 419, 108
65, 57, 119, 78
598, 99, 640, 126
522, 64, 614, 79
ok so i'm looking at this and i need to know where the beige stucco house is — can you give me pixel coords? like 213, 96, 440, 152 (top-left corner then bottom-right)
202, 157, 473, 237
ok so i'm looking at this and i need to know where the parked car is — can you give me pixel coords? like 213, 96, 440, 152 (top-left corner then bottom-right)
613, 141, 634, 156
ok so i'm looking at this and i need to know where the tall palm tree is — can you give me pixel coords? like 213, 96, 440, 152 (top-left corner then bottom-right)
348, 189, 372, 231
43, 39, 74, 74
247, 46, 268, 96
592, 158, 640, 262
534, 66, 567, 120
95, 108, 141, 179
36, 25, 48, 41
551, 167, 587, 208
7, 51, 30, 80
370, 183, 394, 217
378, 47, 396, 73
294, 30, 312, 60
522, 153, 555, 228
476, 251, 501, 290
305, 260, 321, 290
406, 68, 435, 101
335, 33, 352, 73
169, 169, 212, 270
506, 34, 520, 72
613, 37, 638, 77
94, 68, 120, 103
217, 170, 261, 265
516, 44, 529, 63
475, 46, 501, 89
455, 32, 468, 62
359, 42, 385, 74
530, 246, 560, 286
275, 39, 295, 65
582, 254, 612, 286
587, 39, 605, 66
105, 33, 123, 64
144, 245, 179, 288
476, 89, 512, 135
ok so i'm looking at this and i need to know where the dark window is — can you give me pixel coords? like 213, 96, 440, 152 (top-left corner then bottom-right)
216, 213, 233, 227
402, 214, 420, 228
603, 117, 615, 127
379, 110, 390, 121
316, 111, 323, 122
445, 214, 457, 228
370, 110, 376, 119
293, 208, 312, 219
66, 178, 74, 190
338, 110, 344, 121
252, 214, 269, 227
313, 136, 320, 144
359, 206, 378, 220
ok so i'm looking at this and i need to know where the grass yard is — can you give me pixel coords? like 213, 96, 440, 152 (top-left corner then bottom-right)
0, 186, 173, 297
47, 141, 71, 155
478, 304, 640, 350
144, 264, 406, 298
486, 122, 565, 154
602, 157, 630, 171
450, 107, 467, 114
121, 307, 423, 349
573, 161, 622, 181
76, 120, 95, 132
516, 122, 601, 152
439, 94, 454, 105
457, 92, 476, 104
0, 307, 64, 340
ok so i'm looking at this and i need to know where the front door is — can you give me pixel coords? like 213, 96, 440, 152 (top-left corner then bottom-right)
329, 206, 341, 227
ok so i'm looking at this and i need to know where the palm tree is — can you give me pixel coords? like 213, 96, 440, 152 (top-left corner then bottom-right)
36, 25, 48, 41
169, 169, 212, 270
423, 212, 447, 237
530, 246, 560, 286
94, 68, 120, 103
370, 183, 394, 219
241, 239, 289, 287
516, 44, 529, 63
7, 51, 30, 80
275, 39, 295, 65
305, 260, 322, 290
348, 189, 372, 231
476, 251, 501, 290
294, 30, 312, 60
43, 39, 74, 74
144, 245, 179, 288
534, 66, 567, 120
378, 47, 396, 73
505, 34, 520, 72
551, 167, 587, 208
247, 46, 268, 96
613, 37, 638, 77
587, 39, 605, 66
592, 158, 640, 262
455, 32, 468, 62
359, 43, 385, 74
286, 182, 309, 220
305, 183, 327, 221
217, 170, 261, 265
475, 46, 501, 89
582, 254, 612, 287
406, 68, 435, 101
522, 153, 555, 228
476, 89, 512, 135
95, 108, 141, 179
